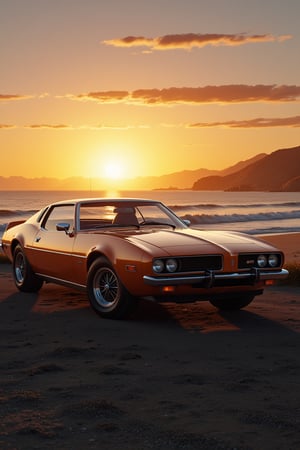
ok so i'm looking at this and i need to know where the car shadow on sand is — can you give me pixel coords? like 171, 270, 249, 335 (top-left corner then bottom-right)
0, 284, 299, 336
129, 296, 299, 335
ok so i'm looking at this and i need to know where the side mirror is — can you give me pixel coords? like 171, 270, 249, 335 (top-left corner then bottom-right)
56, 222, 71, 233
182, 219, 191, 227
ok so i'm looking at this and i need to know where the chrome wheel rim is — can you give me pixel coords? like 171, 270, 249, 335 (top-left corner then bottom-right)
93, 267, 119, 308
15, 252, 25, 284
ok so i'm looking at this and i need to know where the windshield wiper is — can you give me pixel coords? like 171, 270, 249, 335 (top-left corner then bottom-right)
93, 224, 140, 229
140, 221, 176, 229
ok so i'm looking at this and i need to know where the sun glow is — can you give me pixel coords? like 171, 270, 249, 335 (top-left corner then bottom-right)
86, 149, 128, 181
86, 142, 140, 187
103, 160, 124, 180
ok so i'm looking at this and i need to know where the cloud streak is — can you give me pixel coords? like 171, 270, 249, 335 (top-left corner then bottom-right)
23, 124, 143, 130
0, 94, 33, 101
71, 85, 300, 105
3, 116, 300, 130
3, 85, 299, 107
25, 124, 71, 129
189, 116, 300, 128
75, 91, 129, 102
103, 32, 291, 50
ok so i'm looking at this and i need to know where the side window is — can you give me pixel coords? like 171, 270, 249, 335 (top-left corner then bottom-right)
79, 204, 115, 229
42, 205, 75, 231
138, 205, 167, 222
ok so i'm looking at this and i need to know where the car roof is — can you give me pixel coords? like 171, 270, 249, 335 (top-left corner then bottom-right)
50, 198, 160, 206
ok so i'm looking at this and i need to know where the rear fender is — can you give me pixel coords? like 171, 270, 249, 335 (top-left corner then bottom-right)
6, 220, 26, 231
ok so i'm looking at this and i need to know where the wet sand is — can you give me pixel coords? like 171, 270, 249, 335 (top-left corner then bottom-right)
0, 233, 299, 449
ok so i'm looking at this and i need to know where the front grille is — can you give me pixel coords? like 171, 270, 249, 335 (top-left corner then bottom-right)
238, 253, 282, 269
178, 255, 222, 272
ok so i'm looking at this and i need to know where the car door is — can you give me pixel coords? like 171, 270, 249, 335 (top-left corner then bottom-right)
28, 204, 77, 281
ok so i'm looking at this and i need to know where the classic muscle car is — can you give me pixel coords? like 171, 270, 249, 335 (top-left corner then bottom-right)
1, 198, 288, 319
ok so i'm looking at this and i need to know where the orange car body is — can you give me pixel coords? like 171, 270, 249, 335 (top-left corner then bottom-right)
1, 198, 288, 318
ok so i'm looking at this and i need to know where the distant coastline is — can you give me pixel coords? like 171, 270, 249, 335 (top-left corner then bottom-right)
1, 145, 299, 192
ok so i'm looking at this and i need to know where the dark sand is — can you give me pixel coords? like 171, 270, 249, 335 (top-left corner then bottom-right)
0, 234, 300, 449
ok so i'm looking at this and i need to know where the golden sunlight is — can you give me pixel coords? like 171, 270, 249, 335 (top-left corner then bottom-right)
86, 150, 127, 181
103, 160, 124, 179
85, 141, 141, 185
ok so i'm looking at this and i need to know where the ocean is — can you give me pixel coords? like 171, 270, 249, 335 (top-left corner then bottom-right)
1, 190, 300, 239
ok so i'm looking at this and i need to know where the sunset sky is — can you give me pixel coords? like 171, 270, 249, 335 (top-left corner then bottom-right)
1, 0, 300, 184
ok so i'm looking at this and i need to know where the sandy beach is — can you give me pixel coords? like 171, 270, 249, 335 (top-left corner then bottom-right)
260, 232, 300, 265
0, 233, 299, 450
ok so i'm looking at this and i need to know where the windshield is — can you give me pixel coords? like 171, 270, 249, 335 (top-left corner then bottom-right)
78, 200, 187, 231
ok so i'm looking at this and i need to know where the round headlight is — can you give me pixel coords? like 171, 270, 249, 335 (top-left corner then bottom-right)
257, 255, 267, 268
268, 254, 279, 267
166, 258, 178, 273
153, 259, 164, 273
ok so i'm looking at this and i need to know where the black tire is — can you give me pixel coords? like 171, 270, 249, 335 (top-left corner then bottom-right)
87, 258, 136, 319
209, 294, 255, 311
13, 244, 43, 292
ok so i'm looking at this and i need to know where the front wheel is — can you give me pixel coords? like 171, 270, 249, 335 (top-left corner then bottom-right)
13, 245, 43, 292
209, 294, 256, 311
87, 258, 136, 319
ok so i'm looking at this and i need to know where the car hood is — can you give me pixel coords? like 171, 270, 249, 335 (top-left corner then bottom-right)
126, 228, 279, 256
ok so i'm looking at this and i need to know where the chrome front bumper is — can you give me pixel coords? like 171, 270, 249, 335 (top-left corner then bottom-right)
143, 268, 289, 287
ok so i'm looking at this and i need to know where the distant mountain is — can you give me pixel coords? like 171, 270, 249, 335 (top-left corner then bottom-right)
1, 147, 297, 191
219, 153, 266, 176
192, 145, 300, 191
124, 168, 218, 190
125, 153, 266, 189
0, 153, 265, 191
282, 175, 300, 191
0, 176, 92, 191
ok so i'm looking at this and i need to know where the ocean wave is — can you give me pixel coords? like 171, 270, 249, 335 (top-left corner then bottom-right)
0, 210, 16, 217
171, 201, 300, 212
0, 209, 37, 218
246, 226, 300, 235
183, 209, 300, 225
2, 201, 300, 217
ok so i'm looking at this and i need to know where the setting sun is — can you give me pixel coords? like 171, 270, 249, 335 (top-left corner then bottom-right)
85, 144, 131, 182
103, 160, 124, 180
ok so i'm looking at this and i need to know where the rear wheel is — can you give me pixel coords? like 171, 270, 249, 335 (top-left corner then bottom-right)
13, 245, 43, 292
87, 258, 136, 319
209, 294, 255, 311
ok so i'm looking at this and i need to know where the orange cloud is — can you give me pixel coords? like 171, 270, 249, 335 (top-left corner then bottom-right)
103, 36, 153, 47
22, 123, 141, 130
3, 116, 299, 131
0, 94, 33, 101
189, 116, 300, 128
71, 85, 300, 105
103, 33, 291, 50
75, 91, 129, 103
26, 124, 71, 129
134, 85, 300, 103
